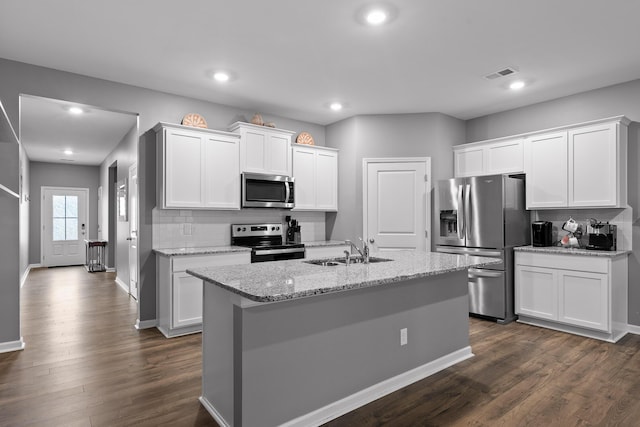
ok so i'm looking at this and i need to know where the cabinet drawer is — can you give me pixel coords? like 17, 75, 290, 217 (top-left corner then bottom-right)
173, 252, 250, 272
515, 252, 608, 274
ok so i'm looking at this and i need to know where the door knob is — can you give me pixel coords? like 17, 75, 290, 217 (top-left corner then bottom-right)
369, 238, 375, 244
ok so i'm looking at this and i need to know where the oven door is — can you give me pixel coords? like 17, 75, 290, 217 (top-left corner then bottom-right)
242, 173, 294, 209
251, 247, 305, 263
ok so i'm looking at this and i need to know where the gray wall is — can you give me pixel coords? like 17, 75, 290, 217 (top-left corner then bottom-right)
466, 78, 640, 326
29, 162, 100, 264
325, 113, 466, 247
0, 57, 328, 336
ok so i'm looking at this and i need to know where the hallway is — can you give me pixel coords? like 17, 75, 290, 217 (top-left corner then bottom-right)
0, 267, 215, 426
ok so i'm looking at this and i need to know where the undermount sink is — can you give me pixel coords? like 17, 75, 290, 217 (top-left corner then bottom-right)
304, 256, 393, 266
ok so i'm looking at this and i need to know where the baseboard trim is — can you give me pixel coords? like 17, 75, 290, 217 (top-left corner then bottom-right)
114, 277, 129, 293
0, 337, 26, 354
199, 396, 230, 427
627, 324, 640, 335
199, 346, 473, 427
135, 319, 158, 330
106, 267, 116, 272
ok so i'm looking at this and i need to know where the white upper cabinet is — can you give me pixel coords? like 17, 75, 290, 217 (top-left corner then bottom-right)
524, 131, 568, 208
524, 117, 628, 209
229, 122, 295, 176
156, 123, 240, 210
292, 144, 338, 211
454, 138, 524, 177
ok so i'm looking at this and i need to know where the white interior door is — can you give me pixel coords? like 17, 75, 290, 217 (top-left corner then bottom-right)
364, 158, 430, 252
128, 164, 139, 300
42, 187, 88, 267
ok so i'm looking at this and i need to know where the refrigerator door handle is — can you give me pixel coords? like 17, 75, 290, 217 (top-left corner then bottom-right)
457, 184, 464, 239
464, 184, 471, 239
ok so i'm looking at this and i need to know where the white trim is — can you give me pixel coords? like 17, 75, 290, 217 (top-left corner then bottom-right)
20, 264, 40, 288
135, 318, 158, 330
627, 324, 640, 335
0, 182, 19, 198
106, 267, 116, 272
0, 337, 26, 354
362, 157, 432, 251
199, 396, 231, 427
40, 186, 90, 267
114, 277, 129, 293
199, 346, 473, 427
518, 316, 627, 343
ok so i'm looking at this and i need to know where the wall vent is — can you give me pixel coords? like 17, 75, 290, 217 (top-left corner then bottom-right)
484, 67, 518, 80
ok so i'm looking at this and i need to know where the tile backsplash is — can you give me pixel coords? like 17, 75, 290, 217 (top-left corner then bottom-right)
153, 209, 327, 249
533, 207, 632, 250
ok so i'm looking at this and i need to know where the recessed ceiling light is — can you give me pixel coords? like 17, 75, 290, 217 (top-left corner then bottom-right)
330, 102, 343, 111
64, 149, 73, 155
366, 9, 388, 25
213, 71, 230, 82
509, 80, 526, 90
69, 106, 83, 114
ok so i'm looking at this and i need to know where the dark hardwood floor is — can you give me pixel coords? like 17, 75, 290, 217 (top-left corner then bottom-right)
2, 266, 640, 426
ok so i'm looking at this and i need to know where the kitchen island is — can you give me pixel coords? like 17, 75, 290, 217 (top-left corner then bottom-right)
187, 251, 500, 427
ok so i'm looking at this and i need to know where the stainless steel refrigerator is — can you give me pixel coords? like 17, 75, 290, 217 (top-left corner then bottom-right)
435, 174, 529, 323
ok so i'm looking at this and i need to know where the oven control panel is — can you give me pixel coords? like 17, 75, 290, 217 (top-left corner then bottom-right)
232, 223, 282, 238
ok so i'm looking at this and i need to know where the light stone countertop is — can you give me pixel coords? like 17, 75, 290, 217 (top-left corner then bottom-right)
514, 245, 630, 258
304, 240, 349, 248
187, 251, 501, 303
153, 246, 251, 257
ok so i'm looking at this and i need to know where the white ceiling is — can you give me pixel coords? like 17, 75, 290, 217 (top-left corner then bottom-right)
3, 1, 640, 164
20, 96, 137, 165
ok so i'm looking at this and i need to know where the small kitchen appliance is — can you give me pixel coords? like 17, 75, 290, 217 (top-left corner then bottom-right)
231, 223, 305, 263
531, 221, 553, 247
586, 220, 617, 251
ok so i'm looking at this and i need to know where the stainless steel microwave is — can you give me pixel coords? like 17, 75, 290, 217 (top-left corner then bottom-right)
241, 173, 295, 209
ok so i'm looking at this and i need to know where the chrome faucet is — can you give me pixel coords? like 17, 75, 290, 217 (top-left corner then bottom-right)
345, 238, 370, 264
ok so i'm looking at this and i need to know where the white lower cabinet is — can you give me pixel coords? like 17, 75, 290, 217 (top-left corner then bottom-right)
157, 251, 250, 337
515, 251, 627, 342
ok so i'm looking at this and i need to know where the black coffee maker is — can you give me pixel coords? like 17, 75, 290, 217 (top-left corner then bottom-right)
532, 221, 553, 247
586, 220, 617, 251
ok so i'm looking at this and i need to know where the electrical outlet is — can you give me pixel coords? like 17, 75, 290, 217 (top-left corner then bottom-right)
400, 328, 408, 346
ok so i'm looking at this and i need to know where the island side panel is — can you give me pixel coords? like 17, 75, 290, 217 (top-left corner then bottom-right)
238, 270, 469, 427
201, 284, 236, 426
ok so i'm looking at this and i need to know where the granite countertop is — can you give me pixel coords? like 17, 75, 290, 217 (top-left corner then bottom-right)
187, 251, 501, 303
153, 246, 251, 256
514, 245, 630, 258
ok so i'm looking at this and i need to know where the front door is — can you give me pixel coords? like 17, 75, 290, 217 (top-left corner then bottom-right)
364, 158, 431, 252
128, 164, 139, 300
42, 187, 88, 267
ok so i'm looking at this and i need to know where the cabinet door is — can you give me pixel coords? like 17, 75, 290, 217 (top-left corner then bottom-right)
524, 131, 568, 209
454, 146, 484, 177
172, 272, 203, 328
267, 132, 292, 176
486, 139, 524, 175
164, 129, 204, 208
292, 146, 316, 209
515, 265, 557, 320
568, 123, 617, 207
558, 270, 609, 331
242, 129, 268, 172
203, 135, 240, 209
315, 150, 338, 211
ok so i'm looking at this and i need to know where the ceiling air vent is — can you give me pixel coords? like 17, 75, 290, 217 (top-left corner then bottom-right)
484, 67, 518, 80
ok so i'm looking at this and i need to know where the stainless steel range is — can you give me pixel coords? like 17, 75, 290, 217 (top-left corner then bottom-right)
231, 223, 305, 263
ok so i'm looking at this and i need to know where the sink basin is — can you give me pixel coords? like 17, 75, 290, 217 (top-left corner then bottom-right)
336, 256, 393, 264
304, 256, 392, 266
304, 259, 341, 266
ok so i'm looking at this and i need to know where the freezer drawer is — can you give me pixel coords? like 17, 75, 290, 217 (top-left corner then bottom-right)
468, 268, 507, 319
